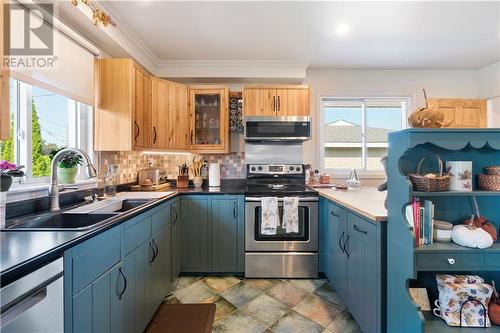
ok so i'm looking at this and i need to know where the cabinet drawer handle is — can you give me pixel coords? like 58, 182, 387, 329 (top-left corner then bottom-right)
172, 206, 178, 225
448, 258, 455, 265
153, 126, 157, 144
353, 224, 367, 234
151, 238, 160, 262
118, 267, 127, 300
149, 241, 155, 265
344, 235, 350, 258
330, 211, 340, 218
339, 231, 345, 254
134, 121, 140, 142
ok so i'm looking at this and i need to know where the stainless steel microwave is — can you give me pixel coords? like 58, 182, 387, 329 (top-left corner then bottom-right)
244, 116, 311, 142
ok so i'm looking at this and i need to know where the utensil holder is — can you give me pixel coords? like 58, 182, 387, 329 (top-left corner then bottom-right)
177, 175, 189, 188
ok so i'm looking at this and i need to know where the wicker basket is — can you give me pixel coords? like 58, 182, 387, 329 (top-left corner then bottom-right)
484, 166, 500, 175
477, 174, 500, 191
408, 155, 450, 192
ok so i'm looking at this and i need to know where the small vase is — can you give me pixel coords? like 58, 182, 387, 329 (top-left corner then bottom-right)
193, 176, 203, 188
57, 167, 78, 184
0, 174, 13, 192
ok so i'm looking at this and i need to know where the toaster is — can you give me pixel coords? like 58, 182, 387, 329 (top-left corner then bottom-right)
138, 168, 167, 185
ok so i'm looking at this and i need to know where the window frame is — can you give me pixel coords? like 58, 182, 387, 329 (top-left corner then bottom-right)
5, 78, 94, 187
319, 95, 410, 177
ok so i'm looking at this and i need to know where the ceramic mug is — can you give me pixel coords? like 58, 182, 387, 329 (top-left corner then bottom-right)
446, 161, 473, 191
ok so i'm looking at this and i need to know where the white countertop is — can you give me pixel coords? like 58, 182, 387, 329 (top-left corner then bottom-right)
313, 186, 388, 222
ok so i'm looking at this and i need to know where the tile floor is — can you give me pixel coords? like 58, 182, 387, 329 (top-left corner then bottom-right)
158, 276, 362, 333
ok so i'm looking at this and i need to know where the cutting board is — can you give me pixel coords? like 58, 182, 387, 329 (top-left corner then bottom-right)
131, 183, 171, 192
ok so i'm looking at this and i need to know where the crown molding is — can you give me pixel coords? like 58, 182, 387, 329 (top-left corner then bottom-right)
155, 60, 309, 79
94, 1, 159, 71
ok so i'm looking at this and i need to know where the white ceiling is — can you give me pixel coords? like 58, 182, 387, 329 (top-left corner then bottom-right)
101, 1, 500, 70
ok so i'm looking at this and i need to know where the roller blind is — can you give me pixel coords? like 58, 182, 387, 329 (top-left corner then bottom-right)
10, 5, 96, 105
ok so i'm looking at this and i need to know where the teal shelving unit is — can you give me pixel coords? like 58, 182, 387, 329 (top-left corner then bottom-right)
387, 129, 500, 333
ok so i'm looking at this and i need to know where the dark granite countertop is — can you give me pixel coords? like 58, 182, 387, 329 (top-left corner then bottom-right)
1, 193, 176, 286
1, 179, 246, 286
171, 179, 246, 195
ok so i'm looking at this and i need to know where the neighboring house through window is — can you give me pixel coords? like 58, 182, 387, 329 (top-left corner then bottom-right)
320, 97, 408, 173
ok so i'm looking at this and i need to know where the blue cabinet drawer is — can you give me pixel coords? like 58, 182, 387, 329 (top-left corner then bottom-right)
152, 204, 169, 235
348, 212, 379, 250
72, 227, 121, 295
416, 252, 481, 270
484, 253, 500, 268
124, 216, 152, 256
328, 202, 346, 223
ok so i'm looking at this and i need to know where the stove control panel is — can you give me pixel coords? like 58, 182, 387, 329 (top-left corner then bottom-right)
247, 164, 303, 175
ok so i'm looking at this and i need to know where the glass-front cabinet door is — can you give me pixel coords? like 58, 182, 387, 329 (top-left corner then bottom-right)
189, 86, 229, 153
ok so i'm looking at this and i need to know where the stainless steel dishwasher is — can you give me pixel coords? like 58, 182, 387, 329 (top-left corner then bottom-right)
1, 257, 63, 333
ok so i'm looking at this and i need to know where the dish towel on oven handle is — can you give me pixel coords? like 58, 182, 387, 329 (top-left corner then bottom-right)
283, 197, 299, 233
261, 197, 279, 235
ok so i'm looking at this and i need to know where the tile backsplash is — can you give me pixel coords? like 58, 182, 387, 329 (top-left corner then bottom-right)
96, 151, 245, 185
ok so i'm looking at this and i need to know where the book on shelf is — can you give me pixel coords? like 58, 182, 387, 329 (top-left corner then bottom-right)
412, 198, 435, 247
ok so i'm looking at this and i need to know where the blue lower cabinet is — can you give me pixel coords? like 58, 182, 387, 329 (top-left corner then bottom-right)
321, 199, 385, 333
327, 203, 348, 301
210, 196, 245, 272
150, 206, 172, 311
72, 263, 124, 333
171, 198, 181, 281
181, 195, 244, 273
65, 202, 175, 333
181, 196, 210, 272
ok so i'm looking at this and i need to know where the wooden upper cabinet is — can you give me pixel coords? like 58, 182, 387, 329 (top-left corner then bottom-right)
151, 78, 168, 149
428, 98, 487, 128
243, 85, 309, 117
188, 85, 229, 153
243, 88, 275, 116
94, 59, 151, 151
167, 82, 189, 149
134, 67, 151, 148
151, 78, 189, 150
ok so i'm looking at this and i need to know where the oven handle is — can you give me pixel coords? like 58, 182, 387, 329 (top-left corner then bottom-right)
245, 197, 318, 202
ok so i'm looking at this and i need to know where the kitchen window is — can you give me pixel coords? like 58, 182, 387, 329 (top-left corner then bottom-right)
320, 97, 408, 173
0, 78, 93, 186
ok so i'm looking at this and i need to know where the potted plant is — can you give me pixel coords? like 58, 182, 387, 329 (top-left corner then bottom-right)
0, 161, 25, 191
56, 151, 83, 184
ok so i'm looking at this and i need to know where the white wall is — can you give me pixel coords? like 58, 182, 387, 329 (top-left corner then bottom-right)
304, 69, 481, 173
478, 61, 500, 127
479, 61, 500, 99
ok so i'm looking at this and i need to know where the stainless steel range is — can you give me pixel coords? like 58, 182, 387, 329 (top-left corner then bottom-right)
244, 163, 319, 278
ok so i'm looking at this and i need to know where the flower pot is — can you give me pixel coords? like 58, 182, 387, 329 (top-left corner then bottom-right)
193, 176, 203, 188
0, 174, 12, 192
57, 167, 78, 184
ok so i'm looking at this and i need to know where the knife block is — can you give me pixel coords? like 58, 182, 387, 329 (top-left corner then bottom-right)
177, 175, 189, 188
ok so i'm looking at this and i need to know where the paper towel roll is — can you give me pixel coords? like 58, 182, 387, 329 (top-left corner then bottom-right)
209, 163, 221, 187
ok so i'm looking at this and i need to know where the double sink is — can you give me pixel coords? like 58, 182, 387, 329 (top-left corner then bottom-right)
3, 198, 153, 231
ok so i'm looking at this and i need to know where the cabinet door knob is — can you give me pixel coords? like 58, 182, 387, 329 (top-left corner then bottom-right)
447, 258, 455, 265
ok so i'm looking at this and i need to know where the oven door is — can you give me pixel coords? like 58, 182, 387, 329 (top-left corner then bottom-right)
245, 197, 318, 252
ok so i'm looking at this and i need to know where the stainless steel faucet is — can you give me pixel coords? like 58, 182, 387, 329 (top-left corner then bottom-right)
49, 148, 97, 211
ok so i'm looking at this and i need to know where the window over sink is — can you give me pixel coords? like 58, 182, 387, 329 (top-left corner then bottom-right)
0, 78, 94, 186
320, 97, 408, 173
